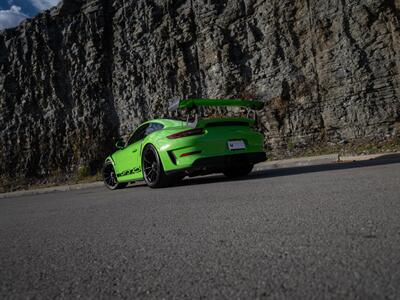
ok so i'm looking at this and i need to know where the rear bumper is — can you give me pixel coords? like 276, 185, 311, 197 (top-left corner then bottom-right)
165, 152, 266, 176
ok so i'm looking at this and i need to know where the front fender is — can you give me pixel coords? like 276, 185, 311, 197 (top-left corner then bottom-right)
104, 156, 115, 166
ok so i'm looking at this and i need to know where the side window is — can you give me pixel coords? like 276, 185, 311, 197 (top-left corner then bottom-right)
145, 123, 164, 136
127, 124, 149, 146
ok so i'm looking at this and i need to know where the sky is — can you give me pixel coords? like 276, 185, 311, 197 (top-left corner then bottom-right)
0, 0, 61, 30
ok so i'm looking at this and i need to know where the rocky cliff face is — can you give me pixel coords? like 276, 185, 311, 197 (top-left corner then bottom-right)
1, 0, 399, 188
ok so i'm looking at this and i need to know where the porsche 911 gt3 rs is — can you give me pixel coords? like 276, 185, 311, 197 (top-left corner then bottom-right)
103, 98, 266, 189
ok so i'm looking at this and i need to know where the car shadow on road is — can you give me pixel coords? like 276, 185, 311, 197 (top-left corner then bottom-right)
175, 153, 400, 187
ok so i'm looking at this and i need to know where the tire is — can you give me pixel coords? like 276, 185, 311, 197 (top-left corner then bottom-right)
142, 144, 171, 188
223, 163, 254, 178
103, 161, 128, 190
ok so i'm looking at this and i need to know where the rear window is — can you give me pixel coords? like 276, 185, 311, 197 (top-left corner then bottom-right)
145, 123, 164, 136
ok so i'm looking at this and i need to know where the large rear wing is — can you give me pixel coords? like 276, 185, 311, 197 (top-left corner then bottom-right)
169, 98, 264, 111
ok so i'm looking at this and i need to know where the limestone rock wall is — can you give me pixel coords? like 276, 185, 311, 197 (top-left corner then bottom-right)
0, 0, 399, 184
0, 0, 120, 182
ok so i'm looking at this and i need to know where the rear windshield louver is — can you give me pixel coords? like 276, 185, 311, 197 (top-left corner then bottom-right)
205, 121, 249, 128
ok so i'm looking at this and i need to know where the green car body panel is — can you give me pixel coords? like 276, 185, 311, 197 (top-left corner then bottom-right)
104, 99, 267, 186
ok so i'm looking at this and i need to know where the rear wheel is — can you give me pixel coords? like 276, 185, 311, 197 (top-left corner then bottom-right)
142, 144, 171, 188
223, 164, 254, 178
103, 161, 128, 190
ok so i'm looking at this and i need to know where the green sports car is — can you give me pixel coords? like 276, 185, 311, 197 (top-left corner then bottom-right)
103, 98, 267, 189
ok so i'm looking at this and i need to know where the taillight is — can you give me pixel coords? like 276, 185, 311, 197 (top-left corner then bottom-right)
167, 128, 205, 139
180, 151, 202, 157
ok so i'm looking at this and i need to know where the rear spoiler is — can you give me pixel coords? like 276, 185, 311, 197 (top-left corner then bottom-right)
169, 98, 264, 111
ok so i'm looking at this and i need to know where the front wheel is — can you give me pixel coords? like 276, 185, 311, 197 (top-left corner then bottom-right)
223, 164, 254, 178
142, 144, 171, 188
103, 161, 128, 190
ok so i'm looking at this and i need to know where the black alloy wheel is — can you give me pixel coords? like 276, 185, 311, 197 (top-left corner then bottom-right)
142, 144, 171, 188
103, 161, 127, 190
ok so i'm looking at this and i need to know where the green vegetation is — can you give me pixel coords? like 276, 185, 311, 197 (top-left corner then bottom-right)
267, 137, 400, 161
1, 165, 102, 194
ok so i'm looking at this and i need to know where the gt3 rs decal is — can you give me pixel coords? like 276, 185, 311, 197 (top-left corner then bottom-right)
117, 167, 140, 178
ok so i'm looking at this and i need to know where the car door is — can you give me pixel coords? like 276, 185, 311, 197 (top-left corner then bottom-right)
112, 124, 149, 181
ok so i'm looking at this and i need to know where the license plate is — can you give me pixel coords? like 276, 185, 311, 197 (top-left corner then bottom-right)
228, 140, 246, 150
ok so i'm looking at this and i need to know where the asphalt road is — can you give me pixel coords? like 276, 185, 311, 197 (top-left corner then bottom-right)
1, 157, 400, 299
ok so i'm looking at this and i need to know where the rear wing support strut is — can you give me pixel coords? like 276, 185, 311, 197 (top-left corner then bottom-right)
169, 98, 264, 111
169, 98, 264, 128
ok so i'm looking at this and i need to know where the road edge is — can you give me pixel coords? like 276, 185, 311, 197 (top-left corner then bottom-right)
1, 152, 398, 199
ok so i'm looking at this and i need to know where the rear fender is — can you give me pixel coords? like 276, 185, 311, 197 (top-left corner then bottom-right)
142, 137, 178, 173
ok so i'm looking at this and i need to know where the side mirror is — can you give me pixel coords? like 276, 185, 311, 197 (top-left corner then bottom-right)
115, 139, 125, 150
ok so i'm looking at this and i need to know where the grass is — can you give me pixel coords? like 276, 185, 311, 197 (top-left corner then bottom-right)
350, 138, 400, 155
0, 169, 102, 194
266, 137, 400, 161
